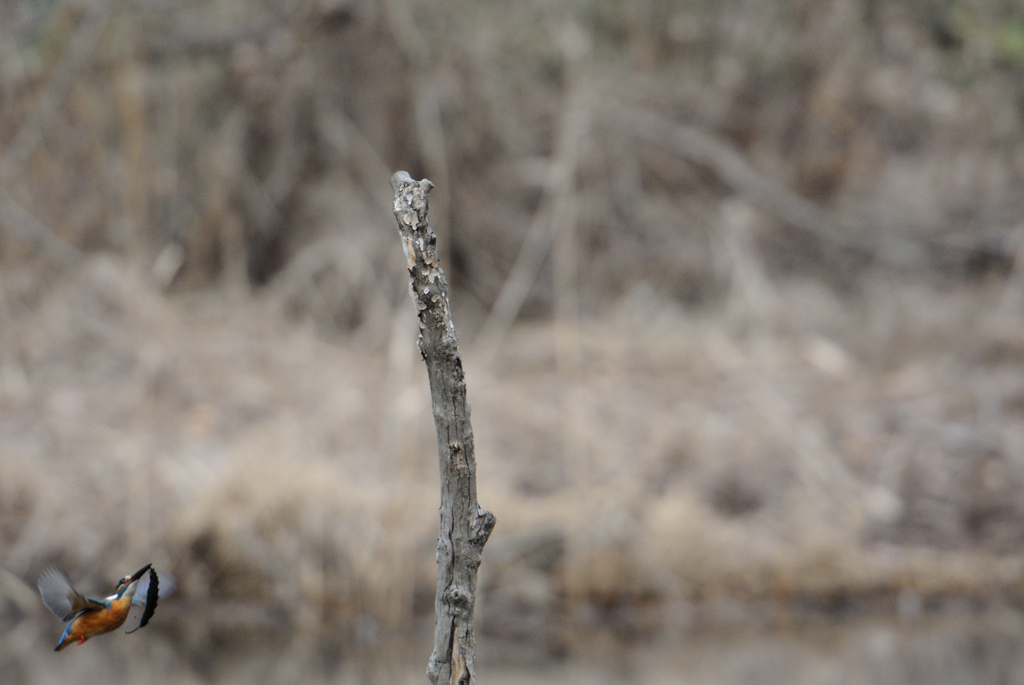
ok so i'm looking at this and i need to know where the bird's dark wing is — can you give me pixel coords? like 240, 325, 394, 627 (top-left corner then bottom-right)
37, 567, 104, 621
132, 567, 174, 606
126, 568, 159, 634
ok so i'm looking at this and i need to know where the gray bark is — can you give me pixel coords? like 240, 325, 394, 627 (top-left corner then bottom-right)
390, 171, 496, 685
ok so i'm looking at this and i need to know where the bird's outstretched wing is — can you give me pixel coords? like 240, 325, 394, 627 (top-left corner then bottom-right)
37, 567, 104, 621
126, 568, 159, 634
132, 568, 174, 606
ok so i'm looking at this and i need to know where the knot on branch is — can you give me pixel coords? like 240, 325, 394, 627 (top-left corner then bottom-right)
443, 585, 471, 609
448, 440, 467, 468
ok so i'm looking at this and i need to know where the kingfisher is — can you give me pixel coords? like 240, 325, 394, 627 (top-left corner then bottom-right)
38, 564, 158, 651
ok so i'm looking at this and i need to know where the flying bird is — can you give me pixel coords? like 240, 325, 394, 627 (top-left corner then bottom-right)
38, 564, 159, 651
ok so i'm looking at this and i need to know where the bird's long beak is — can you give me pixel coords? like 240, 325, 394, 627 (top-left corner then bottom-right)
129, 564, 152, 583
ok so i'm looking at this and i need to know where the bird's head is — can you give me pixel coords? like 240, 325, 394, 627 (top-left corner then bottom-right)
115, 564, 152, 600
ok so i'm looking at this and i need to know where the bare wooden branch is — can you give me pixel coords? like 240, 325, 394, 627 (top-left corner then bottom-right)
390, 171, 496, 685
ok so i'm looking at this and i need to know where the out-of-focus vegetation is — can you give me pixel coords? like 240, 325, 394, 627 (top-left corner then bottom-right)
4, 0, 1024, 680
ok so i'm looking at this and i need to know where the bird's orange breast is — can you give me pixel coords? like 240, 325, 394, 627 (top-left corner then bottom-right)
68, 597, 132, 639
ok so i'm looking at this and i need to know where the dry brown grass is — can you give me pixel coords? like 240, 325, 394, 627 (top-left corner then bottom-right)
3, 254, 1024, 666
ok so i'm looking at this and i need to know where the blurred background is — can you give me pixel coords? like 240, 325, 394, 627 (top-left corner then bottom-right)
4, 0, 1024, 682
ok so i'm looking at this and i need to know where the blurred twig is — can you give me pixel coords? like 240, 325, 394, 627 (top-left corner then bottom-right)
0, 0, 107, 265
413, 81, 452, 264
606, 105, 874, 251
317, 101, 394, 221
472, 67, 593, 365
390, 172, 495, 685
1, 0, 113, 178
0, 185, 78, 265
551, 25, 592, 381
607, 105, 1024, 274
718, 199, 778, 322
383, 0, 452, 266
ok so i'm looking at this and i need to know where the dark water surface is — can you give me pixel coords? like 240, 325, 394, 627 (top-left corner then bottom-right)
14, 609, 1024, 684
479, 608, 1024, 685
